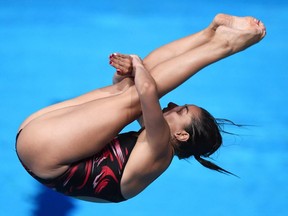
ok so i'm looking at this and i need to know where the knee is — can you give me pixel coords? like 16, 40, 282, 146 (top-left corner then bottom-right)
116, 77, 135, 92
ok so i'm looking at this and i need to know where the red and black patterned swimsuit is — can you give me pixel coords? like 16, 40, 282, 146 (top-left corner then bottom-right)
16, 131, 138, 203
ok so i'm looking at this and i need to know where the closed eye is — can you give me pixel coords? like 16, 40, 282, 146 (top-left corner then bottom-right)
176, 108, 182, 114
177, 105, 188, 114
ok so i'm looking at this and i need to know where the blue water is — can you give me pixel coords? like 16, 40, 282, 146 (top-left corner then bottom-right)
1, 0, 287, 215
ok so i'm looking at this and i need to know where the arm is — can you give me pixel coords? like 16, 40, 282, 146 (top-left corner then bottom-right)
132, 55, 171, 154
110, 53, 145, 127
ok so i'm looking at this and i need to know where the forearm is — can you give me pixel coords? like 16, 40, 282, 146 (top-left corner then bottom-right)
132, 56, 166, 137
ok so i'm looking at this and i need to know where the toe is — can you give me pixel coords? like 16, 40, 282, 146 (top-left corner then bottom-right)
255, 19, 266, 39
259, 21, 266, 32
253, 18, 260, 25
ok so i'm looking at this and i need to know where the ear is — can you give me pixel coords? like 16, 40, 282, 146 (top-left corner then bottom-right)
174, 130, 190, 142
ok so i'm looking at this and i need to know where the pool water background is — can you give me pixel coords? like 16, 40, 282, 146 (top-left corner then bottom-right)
1, 0, 287, 215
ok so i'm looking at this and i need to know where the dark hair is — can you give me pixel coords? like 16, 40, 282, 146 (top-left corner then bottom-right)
173, 107, 239, 177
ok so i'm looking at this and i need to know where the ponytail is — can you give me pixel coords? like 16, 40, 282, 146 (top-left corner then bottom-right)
194, 154, 239, 177
173, 106, 240, 177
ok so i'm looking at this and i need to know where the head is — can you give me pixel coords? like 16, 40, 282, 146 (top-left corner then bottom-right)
164, 102, 236, 176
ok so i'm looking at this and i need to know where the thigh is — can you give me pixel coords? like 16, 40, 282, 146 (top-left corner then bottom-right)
19, 78, 134, 130
16, 84, 141, 179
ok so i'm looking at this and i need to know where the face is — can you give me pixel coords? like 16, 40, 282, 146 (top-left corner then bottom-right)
163, 102, 201, 133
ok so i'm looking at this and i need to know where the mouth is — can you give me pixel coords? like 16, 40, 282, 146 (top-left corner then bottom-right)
162, 107, 168, 113
162, 102, 178, 113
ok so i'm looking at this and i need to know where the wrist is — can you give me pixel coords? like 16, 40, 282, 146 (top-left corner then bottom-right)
113, 72, 124, 84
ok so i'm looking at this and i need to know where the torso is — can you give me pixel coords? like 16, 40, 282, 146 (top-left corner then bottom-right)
120, 129, 174, 199
17, 128, 173, 202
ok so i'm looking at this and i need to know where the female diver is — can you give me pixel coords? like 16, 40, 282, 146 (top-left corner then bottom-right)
16, 14, 266, 202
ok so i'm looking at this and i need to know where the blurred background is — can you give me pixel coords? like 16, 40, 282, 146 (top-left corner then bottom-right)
1, 0, 287, 215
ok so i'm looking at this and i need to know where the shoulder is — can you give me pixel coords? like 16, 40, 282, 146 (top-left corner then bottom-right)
121, 132, 173, 199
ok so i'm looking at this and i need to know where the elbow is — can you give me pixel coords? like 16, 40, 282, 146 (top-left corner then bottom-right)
137, 81, 158, 97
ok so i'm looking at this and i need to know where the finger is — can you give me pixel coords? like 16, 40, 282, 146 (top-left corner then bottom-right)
114, 54, 132, 64
110, 53, 123, 60
110, 59, 123, 69
118, 63, 133, 74
115, 53, 130, 59
116, 69, 124, 76
113, 57, 133, 69
109, 53, 118, 60
118, 67, 130, 75
110, 57, 122, 67
116, 67, 129, 76
109, 53, 123, 63
110, 53, 133, 73
110, 53, 133, 67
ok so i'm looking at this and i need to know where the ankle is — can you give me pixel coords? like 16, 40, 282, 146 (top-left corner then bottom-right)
209, 38, 233, 58
200, 28, 215, 43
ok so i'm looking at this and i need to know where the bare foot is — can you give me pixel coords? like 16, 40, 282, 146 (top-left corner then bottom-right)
109, 53, 133, 76
208, 13, 266, 53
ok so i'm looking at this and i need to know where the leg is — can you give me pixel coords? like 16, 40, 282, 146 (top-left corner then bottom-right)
21, 21, 210, 130
17, 82, 141, 179
144, 14, 265, 71
19, 78, 134, 130
111, 14, 265, 86
21, 18, 224, 131
17, 14, 265, 179
134, 14, 266, 98
143, 29, 212, 71
110, 27, 213, 78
